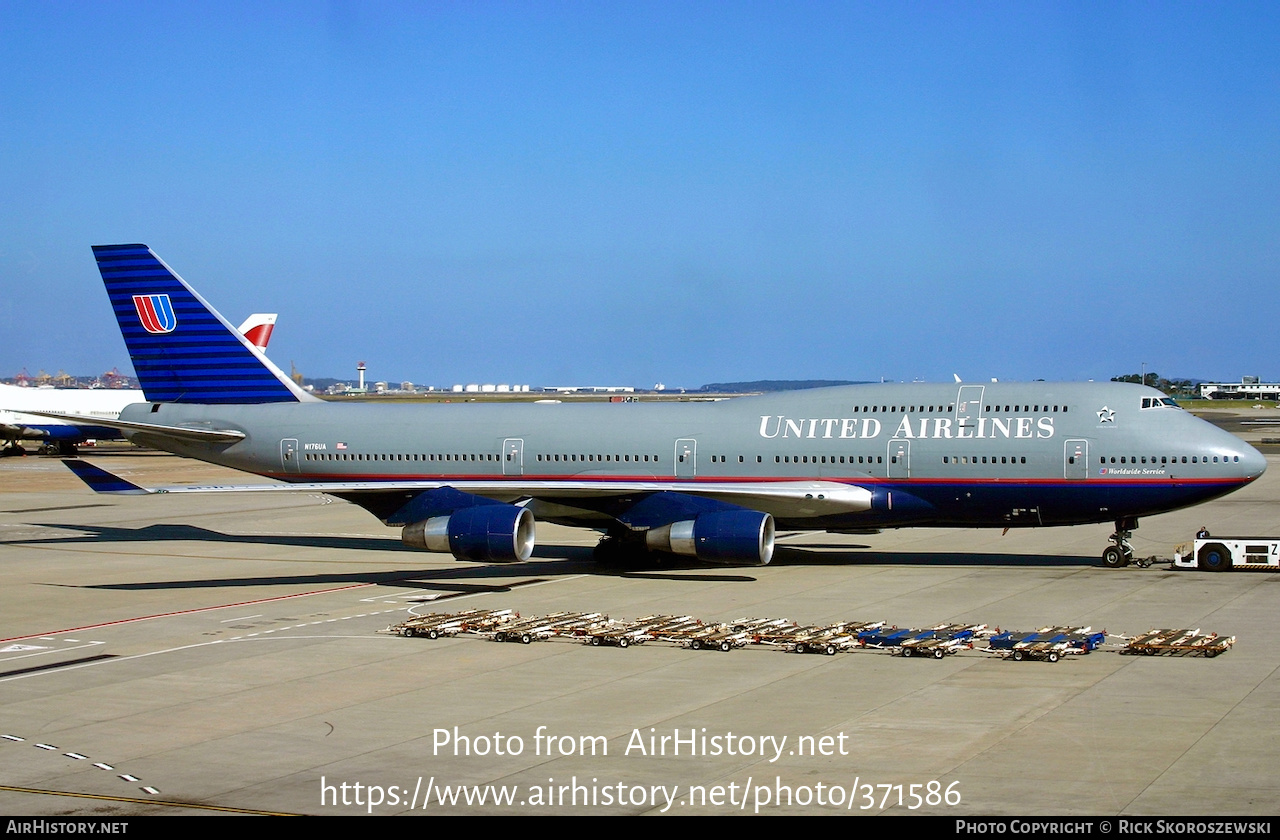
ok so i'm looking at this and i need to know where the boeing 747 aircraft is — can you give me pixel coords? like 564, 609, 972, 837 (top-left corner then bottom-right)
51, 244, 1266, 570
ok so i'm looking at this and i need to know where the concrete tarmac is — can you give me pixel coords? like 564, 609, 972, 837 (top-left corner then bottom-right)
0, 446, 1277, 815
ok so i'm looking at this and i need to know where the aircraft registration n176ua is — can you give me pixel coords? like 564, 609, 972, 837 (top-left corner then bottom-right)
55, 244, 1265, 570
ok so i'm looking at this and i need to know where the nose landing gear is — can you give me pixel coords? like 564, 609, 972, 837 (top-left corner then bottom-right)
1102, 517, 1138, 568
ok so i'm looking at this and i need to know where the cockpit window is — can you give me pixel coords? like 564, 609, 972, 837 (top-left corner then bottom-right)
1141, 397, 1182, 410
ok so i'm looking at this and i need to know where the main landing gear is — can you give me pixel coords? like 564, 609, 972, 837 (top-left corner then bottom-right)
592, 529, 656, 565
1102, 517, 1138, 568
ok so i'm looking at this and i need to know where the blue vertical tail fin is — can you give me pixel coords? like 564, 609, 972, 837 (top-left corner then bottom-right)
92, 244, 313, 404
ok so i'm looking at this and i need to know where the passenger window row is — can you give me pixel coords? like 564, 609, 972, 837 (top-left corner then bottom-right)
1098, 455, 1240, 465
942, 456, 1028, 464
304, 452, 506, 462
535, 454, 658, 463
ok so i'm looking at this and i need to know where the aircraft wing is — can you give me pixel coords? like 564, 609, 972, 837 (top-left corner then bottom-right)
61, 459, 872, 517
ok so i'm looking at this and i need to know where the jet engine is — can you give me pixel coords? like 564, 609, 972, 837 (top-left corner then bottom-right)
645, 509, 775, 566
401, 504, 536, 563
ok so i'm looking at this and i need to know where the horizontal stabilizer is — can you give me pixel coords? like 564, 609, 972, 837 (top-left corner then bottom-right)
63, 459, 150, 495
21, 410, 245, 443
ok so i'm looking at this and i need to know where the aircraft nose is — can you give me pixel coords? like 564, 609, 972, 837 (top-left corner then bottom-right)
1239, 442, 1268, 480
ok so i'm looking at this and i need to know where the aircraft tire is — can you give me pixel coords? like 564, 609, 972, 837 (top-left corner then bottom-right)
1102, 546, 1130, 568
1197, 543, 1232, 572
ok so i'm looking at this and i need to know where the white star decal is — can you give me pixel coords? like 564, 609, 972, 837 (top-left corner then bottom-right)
1097, 406, 1116, 423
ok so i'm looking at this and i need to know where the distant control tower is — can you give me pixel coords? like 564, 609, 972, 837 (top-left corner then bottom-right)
357, 361, 366, 391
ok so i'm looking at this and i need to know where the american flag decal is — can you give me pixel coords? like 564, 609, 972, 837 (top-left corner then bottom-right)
132, 294, 177, 334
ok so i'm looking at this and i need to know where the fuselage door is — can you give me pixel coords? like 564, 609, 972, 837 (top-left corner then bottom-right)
280, 438, 300, 473
1064, 439, 1088, 480
502, 438, 524, 477
955, 385, 985, 437
888, 439, 910, 479
675, 438, 697, 479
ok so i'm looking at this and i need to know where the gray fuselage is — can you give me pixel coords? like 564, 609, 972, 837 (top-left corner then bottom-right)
120, 381, 1264, 532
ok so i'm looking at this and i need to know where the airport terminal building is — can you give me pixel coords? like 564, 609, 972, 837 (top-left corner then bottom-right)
1199, 377, 1280, 401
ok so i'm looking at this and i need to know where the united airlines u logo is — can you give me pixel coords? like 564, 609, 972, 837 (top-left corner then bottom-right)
132, 294, 177, 334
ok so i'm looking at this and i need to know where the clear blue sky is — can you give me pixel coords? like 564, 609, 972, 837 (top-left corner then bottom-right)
2, 2, 1277, 389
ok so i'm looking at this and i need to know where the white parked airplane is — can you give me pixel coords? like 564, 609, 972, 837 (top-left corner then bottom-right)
2, 314, 276, 456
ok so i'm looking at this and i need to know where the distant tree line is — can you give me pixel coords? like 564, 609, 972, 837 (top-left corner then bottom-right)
1111, 373, 1197, 397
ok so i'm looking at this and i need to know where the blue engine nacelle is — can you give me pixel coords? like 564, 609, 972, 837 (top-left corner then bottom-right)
645, 509, 775, 566
401, 504, 536, 563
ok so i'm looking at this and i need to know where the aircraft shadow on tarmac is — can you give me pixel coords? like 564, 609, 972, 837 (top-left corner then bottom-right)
15, 522, 1098, 593
773, 545, 1098, 568
18, 521, 416, 553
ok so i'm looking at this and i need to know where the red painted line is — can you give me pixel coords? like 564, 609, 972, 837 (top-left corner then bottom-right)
0, 582, 378, 644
